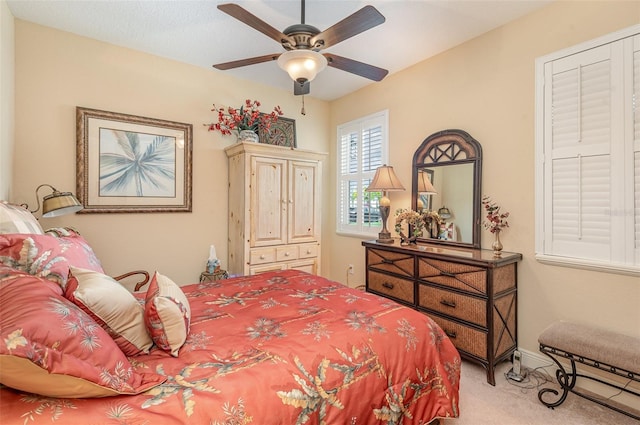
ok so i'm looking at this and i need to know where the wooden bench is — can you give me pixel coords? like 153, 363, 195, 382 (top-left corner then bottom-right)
537, 321, 640, 420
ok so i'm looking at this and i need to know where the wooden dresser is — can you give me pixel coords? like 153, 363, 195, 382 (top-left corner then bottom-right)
225, 142, 326, 276
362, 239, 522, 385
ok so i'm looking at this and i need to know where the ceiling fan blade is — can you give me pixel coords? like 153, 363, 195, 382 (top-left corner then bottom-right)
310, 5, 385, 50
213, 53, 281, 70
294, 80, 310, 96
324, 53, 388, 81
218, 3, 292, 45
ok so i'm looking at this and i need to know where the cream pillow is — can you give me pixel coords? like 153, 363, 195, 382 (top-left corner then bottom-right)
65, 266, 153, 356
144, 271, 191, 357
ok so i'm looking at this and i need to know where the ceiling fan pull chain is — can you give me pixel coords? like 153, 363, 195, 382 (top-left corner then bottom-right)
301, 95, 306, 116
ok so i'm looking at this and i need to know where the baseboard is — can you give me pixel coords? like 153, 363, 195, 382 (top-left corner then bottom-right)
517, 347, 640, 411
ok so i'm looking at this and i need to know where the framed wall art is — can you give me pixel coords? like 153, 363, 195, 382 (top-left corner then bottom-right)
76, 107, 193, 213
258, 116, 296, 148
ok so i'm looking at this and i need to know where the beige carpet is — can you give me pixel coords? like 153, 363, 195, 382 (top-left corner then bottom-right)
443, 360, 639, 425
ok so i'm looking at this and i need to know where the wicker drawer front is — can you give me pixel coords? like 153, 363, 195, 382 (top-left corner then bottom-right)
430, 314, 487, 360
367, 249, 414, 278
418, 258, 487, 295
368, 271, 414, 304
418, 285, 486, 327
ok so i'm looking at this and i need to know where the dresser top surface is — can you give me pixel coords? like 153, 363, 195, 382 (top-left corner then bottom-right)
362, 239, 522, 266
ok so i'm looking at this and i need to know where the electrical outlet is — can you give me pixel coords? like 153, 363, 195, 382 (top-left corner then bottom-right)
348, 264, 354, 275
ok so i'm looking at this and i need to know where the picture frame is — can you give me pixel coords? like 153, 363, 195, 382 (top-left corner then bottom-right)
76, 107, 193, 213
258, 116, 296, 148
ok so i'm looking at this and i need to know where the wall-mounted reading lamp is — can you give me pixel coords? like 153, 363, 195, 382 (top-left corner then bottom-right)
26, 184, 83, 218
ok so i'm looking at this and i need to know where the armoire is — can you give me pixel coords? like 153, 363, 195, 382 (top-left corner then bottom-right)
224, 142, 326, 276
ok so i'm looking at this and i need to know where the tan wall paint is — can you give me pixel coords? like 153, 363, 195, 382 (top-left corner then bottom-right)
0, 0, 14, 200
327, 0, 640, 356
8, 1, 640, 358
12, 20, 331, 286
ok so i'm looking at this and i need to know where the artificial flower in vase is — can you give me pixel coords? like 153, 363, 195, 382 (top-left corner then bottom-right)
207, 99, 283, 143
482, 195, 510, 256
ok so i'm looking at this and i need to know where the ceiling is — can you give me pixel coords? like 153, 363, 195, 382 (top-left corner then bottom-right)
7, 0, 550, 101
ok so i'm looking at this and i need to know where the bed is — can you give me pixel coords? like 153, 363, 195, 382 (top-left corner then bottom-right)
0, 202, 460, 424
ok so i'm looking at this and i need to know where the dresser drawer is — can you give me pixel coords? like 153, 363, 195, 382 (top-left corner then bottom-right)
250, 247, 277, 265
418, 284, 486, 327
367, 249, 414, 278
429, 314, 487, 360
418, 257, 487, 295
276, 245, 298, 261
298, 243, 318, 259
368, 271, 414, 304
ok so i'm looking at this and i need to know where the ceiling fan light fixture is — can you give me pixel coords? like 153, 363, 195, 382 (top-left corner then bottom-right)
277, 50, 327, 84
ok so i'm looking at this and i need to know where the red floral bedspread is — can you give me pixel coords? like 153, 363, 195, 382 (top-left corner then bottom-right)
0, 270, 460, 424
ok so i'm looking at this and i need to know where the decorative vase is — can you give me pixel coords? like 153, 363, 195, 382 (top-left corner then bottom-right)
238, 129, 259, 143
492, 230, 503, 256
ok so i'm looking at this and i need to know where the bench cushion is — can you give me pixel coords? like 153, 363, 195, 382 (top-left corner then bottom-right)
539, 321, 640, 375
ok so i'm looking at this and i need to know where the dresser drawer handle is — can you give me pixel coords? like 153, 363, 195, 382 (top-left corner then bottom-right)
284, 252, 290, 257
445, 330, 457, 339
440, 299, 457, 308
382, 282, 395, 290
381, 259, 394, 264
260, 255, 266, 260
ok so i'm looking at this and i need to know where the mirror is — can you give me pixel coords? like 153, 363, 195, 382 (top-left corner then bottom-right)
412, 129, 482, 249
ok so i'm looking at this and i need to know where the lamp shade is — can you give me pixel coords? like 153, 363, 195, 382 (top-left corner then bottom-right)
42, 191, 83, 217
277, 50, 327, 84
367, 165, 406, 192
29, 184, 83, 218
417, 171, 437, 194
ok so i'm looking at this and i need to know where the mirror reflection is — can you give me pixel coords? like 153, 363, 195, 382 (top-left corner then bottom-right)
417, 163, 474, 243
412, 129, 482, 249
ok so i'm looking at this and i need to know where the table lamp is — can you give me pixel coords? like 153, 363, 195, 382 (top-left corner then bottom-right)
366, 165, 405, 243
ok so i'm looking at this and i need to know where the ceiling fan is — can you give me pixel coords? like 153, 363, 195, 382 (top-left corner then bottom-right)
213, 0, 389, 95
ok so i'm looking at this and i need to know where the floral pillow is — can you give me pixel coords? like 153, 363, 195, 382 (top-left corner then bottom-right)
65, 267, 153, 356
144, 271, 191, 357
0, 201, 44, 234
0, 268, 165, 398
0, 230, 103, 289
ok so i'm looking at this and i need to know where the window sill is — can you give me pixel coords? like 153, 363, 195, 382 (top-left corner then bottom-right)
535, 254, 640, 277
336, 231, 380, 240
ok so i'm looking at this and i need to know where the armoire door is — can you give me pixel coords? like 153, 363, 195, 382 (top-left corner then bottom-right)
250, 156, 287, 247
288, 160, 319, 244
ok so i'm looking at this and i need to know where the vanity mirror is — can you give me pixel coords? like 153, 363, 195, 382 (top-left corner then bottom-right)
411, 129, 482, 248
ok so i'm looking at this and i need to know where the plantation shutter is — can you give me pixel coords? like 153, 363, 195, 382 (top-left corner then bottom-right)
544, 44, 618, 262
337, 111, 388, 235
538, 27, 640, 272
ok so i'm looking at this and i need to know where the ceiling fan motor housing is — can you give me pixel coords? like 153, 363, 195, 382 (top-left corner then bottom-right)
282, 24, 322, 50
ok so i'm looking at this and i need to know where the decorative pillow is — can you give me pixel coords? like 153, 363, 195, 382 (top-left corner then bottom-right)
0, 232, 103, 289
0, 271, 165, 398
65, 267, 153, 356
144, 271, 191, 357
0, 201, 44, 234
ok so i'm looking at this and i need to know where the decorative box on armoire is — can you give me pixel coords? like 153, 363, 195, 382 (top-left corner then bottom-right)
362, 239, 522, 385
225, 142, 326, 276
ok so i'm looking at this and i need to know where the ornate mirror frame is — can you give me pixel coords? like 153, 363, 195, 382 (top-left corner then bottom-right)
412, 129, 483, 249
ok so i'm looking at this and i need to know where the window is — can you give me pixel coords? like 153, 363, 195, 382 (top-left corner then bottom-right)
535, 25, 640, 276
336, 110, 389, 237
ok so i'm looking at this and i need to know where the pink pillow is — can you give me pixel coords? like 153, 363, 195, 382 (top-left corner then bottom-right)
0, 270, 164, 398
144, 272, 191, 357
0, 231, 103, 289
65, 267, 153, 356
